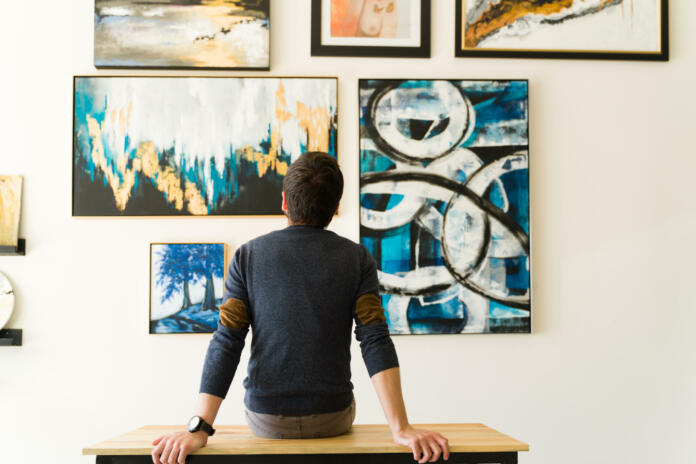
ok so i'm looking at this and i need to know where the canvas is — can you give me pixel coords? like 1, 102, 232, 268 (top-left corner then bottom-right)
312, 0, 430, 57
359, 79, 530, 334
455, 0, 668, 60
150, 243, 226, 334
0, 176, 22, 248
0, 272, 14, 330
94, 0, 270, 69
73, 77, 337, 216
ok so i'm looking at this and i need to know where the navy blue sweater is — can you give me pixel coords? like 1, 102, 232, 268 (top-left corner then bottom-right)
199, 226, 399, 415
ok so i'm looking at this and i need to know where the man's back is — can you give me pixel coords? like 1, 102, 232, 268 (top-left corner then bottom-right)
243, 226, 367, 414
200, 225, 398, 416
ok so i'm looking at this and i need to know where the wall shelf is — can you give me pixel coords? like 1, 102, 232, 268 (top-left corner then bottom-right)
0, 329, 22, 346
0, 239, 26, 256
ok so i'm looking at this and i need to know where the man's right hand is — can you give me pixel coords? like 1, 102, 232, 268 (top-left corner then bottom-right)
392, 425, 450, 463
151, 430, 208, 464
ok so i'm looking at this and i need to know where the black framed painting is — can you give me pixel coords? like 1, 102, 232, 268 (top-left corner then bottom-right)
359, 79, 531, 334
94, 0, 270, 70
455, 0, 668, 61
311, 0, 430, 57
73, 76, 337, 216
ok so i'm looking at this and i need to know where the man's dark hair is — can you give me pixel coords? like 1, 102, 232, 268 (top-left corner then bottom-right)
283, 151, 343, 228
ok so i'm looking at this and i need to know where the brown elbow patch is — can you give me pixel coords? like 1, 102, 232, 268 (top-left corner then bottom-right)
355, 293, 386, 325
219, 298, 250, 330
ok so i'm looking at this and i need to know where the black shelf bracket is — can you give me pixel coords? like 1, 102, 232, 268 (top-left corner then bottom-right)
0, 238, 26, 256
0, 329, 22, 346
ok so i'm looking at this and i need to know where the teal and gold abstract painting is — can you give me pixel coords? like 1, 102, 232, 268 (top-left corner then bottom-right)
73, 76, 338, 216
150, 243, 226, 334
359, 79, 530, 334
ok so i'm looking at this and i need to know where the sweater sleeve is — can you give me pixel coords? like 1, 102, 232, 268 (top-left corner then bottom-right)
199, 247, 251, 398
353, 246, 399, 377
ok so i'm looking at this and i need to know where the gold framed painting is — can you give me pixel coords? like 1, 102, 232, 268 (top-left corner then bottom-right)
455, 0, 668, 60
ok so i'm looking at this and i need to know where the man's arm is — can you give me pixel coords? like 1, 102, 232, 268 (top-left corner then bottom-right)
152, 249, 251, 464
371, 367, 450, 463
151, 393, 222, 464
354, 247, 449, 463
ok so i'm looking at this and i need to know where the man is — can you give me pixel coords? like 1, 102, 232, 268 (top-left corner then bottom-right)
152, 152, 449, 464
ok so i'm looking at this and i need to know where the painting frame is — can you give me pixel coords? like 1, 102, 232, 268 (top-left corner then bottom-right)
149, 242, 229, 335
0, 176, 23, 252
311, 0, 431, 58
454, 0, 669, 61
358, 78, 533, 335
72, 75, 339, 218
93, 0, 271, 71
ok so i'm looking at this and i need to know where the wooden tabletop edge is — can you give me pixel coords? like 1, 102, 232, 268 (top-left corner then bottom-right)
82, 444, 530, 456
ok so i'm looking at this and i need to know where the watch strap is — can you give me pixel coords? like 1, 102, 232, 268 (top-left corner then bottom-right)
199, 419, 216, 436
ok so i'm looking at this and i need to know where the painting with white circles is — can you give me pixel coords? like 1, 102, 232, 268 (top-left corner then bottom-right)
359, 79, 530, 334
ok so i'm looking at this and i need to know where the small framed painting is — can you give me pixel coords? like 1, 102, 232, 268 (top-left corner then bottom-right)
455, 0, 668, 61
0, 176, 22, 251
94, 0, 270, 70
150, 243, 227, 334
311, 0, 430, 57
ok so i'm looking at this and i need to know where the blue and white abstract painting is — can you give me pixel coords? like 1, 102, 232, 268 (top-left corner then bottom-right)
150, 243, 226, 334
73, 77, 338, 216
359, 79, 530, 334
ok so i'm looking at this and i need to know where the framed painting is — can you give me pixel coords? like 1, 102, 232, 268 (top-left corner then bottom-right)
0, 176, 22, 251
94, 0, 270, 70
73, 76, 338, 216
359, 79, 531, 334
150, 243, 227, 334
455, 0, 668, 60
311, 0, 430, 57
0, 272, 15, 331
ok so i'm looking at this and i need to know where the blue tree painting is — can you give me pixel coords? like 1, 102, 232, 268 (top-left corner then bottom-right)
359, 79, 530, 334
150, 243, 226, 334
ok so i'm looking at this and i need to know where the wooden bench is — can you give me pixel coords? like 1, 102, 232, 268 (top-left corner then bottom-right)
83, 424, 528, 463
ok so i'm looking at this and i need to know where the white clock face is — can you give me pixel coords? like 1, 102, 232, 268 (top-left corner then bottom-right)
188, 416, 201, 430
0, 272, 14, 330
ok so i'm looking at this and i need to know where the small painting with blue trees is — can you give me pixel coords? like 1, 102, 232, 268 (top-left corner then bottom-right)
150, 243, 226, 334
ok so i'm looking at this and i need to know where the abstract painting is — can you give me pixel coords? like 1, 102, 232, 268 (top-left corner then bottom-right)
312, 0, 430, 57
150, 243, 226, 334
73, 76, 337, 216
0, 176, 22, 248
359, 79, 530, 334
455, 0, 668, 60
94, 0, 270, 69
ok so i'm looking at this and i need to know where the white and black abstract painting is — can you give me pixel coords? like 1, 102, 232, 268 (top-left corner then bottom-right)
359, 79, 530, 334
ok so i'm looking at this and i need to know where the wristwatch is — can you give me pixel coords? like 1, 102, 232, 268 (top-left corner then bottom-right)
187, 416, 216, 436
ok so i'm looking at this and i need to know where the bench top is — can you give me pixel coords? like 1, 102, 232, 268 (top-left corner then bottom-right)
83, 424, 529, 455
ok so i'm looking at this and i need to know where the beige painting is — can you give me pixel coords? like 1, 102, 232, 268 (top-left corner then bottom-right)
0, 176, 22, 247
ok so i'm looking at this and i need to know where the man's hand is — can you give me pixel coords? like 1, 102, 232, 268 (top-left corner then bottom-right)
393, 425, 450, 463
151, 430, 208, 464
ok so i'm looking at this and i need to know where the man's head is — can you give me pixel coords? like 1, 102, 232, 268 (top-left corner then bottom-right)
282, 151, 343, 228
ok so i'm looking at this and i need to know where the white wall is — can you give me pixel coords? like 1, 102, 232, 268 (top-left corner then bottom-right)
1, 1, 694, 462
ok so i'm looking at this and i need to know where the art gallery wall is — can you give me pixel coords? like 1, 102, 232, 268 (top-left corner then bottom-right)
0, 0, 694, 463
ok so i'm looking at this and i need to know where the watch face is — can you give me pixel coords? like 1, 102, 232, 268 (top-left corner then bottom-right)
188, 416, 201, 432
